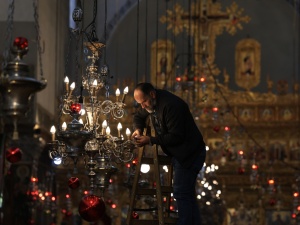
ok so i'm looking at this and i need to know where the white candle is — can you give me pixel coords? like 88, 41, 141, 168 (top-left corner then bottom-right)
50, 125, 56, 141
126, 128, 131, 140
64, 76, 69, 92
117, 122, 122, 137
69, 82, 75, 98
93, 79, 97, 86
102, 120, 107, 135
115, 88, 120, 101
62, 122, 67, 131
106, 126, 111, 135
122, 86, 129, 103
80, 108, 86, 116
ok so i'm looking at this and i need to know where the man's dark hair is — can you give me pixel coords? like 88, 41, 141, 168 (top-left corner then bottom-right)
135, 82, 155, 95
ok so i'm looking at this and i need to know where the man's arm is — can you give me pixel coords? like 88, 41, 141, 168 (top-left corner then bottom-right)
132, 108, 149, 137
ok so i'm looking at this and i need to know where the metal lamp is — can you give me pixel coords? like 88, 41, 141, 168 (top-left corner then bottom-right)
0, 37, 47, 139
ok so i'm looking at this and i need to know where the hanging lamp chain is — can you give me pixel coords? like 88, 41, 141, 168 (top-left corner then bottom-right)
90, 0, 98, 41
1, 0, 15, 72
103, 0, 107, 64
64, 30, 74, 78
75, 36, 80, 93
32, 0, 45, 82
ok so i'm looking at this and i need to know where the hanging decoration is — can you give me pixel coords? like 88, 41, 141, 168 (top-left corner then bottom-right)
47, 0, 135, 212
0, 0, 47, 140
78, 195, 106, 222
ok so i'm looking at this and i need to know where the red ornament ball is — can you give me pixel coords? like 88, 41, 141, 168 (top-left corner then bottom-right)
213, 126, 220, 133
6, 147, 22, 163
68, 177, 80, 189
238, 167, 245, 175
269, 198, 276, 206
70, 103, 81, 113
78, 195, 106, 222
132, 211, 139, 219
13, 37, 28, 50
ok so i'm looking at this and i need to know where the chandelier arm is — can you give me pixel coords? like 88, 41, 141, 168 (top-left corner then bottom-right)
100, 100, 114, 114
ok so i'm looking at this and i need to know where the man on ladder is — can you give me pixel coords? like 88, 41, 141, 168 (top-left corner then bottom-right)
132, 82, 206, 225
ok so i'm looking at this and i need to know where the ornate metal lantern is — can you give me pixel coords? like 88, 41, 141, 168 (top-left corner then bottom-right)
0, 37, 47, 139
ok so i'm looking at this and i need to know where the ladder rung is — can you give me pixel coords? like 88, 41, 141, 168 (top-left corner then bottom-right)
127, 143, 175, 225
136, 186, 173, 195
141, 155, 172, 165
131, 218, 178, 225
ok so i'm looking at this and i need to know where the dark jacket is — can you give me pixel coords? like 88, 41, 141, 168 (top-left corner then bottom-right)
133, 89, 206, 168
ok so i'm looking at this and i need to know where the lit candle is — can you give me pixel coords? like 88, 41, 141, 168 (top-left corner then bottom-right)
115, 88, 120, 101
102, 120, 107, 135
50, 125, 56, 141
92, 80, 97, 96
80, 108, 86, 116
121, 86, 129, 103
61, 122, 67, 131
68, 82, 75, 98
93, 79, 97, 86
106, 126, 111, 135
126, 128, 131, 140
64, 76, 69, 92
117, 122, 122, 137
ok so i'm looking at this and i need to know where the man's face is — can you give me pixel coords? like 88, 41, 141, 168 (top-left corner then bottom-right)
134, 89, 156, 113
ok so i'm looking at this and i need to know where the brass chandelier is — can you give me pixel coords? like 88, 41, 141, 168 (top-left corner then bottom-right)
47, 0, 135, 196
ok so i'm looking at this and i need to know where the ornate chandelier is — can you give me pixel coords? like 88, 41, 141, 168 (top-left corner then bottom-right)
47, 0, 135, 201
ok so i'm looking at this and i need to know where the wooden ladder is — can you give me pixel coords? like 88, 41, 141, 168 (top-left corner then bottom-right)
126, 142, 177, 225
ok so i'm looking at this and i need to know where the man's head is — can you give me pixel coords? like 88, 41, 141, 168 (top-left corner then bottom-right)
134, 83, 156, 113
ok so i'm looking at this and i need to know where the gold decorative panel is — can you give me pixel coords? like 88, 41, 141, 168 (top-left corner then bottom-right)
235, 38, 261, 91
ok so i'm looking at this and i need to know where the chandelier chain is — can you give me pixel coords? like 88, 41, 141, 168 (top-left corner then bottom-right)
104, 0, 107, 64
32, 0, 45, 81
88, 0, 98, 42
64, 30, 73, 78
1, 0, 15, 72
135, 0, 140, 85
74, 34, 80, 95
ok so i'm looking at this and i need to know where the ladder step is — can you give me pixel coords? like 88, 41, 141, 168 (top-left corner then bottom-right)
136, 186, 173, 195
141, 155, 172, 165
131, 218, 177, 225
127, 143, 175, 225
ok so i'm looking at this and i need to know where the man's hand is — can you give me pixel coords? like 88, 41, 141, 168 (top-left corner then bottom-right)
134, 135, 150, 147
131, 129, 141, 139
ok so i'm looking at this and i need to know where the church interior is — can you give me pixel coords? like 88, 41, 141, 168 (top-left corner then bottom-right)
0, 0, 299, 225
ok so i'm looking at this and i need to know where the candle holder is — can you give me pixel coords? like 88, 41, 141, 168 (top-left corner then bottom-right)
47, 41, 135, 193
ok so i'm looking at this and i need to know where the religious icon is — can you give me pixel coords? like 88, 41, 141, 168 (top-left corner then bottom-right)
241, 55, 254, 76
159, 54, 167, 77
262, 108, 273, 121
240, 108, 252, 121
282, 108, 292, 121
151, 40, 175, 89
235, 38, 261, 91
